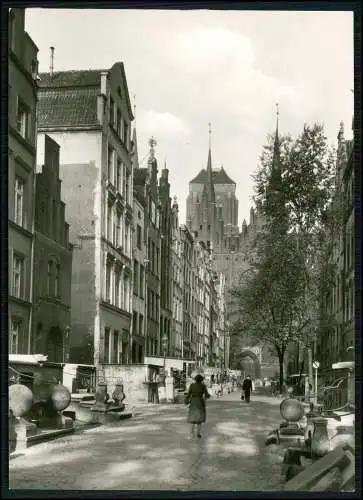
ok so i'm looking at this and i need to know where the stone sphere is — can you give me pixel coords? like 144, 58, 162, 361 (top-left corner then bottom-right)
51, 384, 71, 411
280, 398, 304, 422
9, 384, 34, 417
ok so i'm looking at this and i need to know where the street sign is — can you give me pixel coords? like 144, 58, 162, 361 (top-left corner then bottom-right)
313, 361, 320, 369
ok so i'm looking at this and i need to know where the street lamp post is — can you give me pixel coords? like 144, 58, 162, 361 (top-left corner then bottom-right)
63, 326, 70, 364
161, 334, 168, 386
313, 360, 320, 404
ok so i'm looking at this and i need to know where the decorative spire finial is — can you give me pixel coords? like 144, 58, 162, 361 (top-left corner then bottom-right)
208, 122, 212, 150
275, 102, 279, 131
133, 94, 136, 121
148, 136, 157, 160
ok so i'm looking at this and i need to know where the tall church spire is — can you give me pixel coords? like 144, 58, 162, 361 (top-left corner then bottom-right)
272, 103, 280, 168
207, 122, 212, 172
266, 103, 288, 234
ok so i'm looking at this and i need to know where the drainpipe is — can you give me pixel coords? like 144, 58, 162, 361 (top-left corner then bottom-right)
28, 89, 38, 353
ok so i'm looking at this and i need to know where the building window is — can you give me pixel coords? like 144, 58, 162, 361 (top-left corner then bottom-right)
109, 97, 114, 127
136, 225, 142, 250
139, 314, 144, 336
47, 260, 52, 295
113, 330, 119, 363
107, 202, 112, 242
123, 120, 129, 147
55, 264, 60, 297
116, 211, 121, 247
107, 146, 114, 181
116, 159, 122, 192
133, 312, 138, 336
16, 99, 29, 139
105, 260, 112, 302
115, 267, 121, 307
116, 109, 121, 136
125, 222, 130, 256
104, 327, 110, 363
10, 318, 21, 354
112, 207, 117, 245
12, 253, 24, 298
139, 265, 144, 299
134, 260, 139, 295
14, 175, 25, 227
125, 171, 130, 204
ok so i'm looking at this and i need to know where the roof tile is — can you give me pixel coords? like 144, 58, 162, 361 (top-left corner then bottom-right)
38, 69, 104, 88
37, 88, 99, 128
190, 167, 235, 185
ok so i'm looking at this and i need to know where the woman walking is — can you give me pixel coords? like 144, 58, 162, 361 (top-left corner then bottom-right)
186, 374, 210, 438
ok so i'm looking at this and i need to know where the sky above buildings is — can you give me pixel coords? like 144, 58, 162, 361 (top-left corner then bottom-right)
25, 8, 354, 225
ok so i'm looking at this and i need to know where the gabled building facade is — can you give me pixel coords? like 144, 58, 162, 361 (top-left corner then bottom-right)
8, 8, 39, 355
36, 63, 134, 366
159, 164, 173, 358
33, 134, 73, 362
133, 139, 161, 357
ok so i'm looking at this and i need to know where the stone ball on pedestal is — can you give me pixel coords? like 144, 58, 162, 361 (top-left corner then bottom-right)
9, 384, 34, 417
51, 384, 71, 411
280, 398, 304, 422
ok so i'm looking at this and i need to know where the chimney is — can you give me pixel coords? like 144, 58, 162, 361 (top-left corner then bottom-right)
50, 46, 54, 76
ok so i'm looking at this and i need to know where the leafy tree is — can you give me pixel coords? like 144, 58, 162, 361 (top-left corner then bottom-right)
232, 123, 337, 390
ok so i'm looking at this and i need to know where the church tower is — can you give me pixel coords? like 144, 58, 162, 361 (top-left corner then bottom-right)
186, 125, 238, 253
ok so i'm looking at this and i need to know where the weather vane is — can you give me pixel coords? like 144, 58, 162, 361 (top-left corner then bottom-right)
148, 136, 157, 159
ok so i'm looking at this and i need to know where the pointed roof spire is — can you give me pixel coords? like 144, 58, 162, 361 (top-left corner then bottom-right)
272, 103, 280, 169
133, 94, 137, 126
207, 122, 212, 172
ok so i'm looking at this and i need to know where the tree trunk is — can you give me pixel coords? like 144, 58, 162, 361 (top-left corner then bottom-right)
276, 346, 285, 393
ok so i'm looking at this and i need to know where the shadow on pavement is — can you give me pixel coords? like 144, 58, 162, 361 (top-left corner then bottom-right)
9, 398, 285, 491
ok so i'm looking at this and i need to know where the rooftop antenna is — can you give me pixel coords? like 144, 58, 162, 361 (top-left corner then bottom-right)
50, 46, 54, 77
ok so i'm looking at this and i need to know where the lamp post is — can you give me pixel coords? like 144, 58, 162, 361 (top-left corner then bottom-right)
313, 360, 320, 405
161, 334, 168, 386
63, 326, 70, 364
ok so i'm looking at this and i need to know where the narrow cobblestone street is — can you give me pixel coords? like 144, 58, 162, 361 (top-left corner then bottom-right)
10, 392, 286, 491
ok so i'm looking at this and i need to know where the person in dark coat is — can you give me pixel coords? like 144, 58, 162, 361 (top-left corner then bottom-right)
242, 375, 253, 403
186, 374, 210, 438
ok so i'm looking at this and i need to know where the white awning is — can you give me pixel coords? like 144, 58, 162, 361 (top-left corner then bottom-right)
9, 354, 48, 366
144, 356, 186, 370
332, 361, 354, 371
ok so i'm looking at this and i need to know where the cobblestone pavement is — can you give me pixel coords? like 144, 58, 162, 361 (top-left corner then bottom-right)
9, 392, 287, 491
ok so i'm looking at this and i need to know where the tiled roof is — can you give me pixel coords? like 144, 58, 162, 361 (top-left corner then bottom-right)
37, 88, 99, 128
38, 69, 104, 88
190, 167, 235, 185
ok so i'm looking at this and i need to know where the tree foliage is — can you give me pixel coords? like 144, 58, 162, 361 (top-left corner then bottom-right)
232, 123, 337, 389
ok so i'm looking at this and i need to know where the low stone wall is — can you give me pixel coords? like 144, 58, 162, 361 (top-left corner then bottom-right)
102, 364, 150, 405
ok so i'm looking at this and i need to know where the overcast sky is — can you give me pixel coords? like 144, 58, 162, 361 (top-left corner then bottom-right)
25, 8, 354, 225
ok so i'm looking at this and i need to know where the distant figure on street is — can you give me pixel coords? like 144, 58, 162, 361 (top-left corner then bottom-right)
186, 374, 210, 438
242, 375, 253, 403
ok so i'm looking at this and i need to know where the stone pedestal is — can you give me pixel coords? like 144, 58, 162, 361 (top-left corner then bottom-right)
165, 376, 174, 403
13, 418, 38, 452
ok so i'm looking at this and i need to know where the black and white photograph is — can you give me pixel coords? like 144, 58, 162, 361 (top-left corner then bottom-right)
7, 5, 356, 493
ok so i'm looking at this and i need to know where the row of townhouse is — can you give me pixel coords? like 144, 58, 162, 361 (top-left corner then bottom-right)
316, 120, 354, 407
8, 8, 227, 375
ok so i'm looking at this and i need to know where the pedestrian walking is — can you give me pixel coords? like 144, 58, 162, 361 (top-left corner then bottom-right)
185, 374, 210, 438
242, 375, 253, 403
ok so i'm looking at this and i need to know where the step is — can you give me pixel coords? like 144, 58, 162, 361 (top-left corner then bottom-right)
283, 446, 350, 491
27, 427, 75, 447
